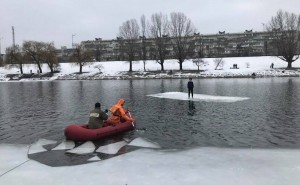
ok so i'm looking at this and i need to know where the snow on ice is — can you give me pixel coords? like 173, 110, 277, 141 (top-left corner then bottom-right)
1, 142, 300, 185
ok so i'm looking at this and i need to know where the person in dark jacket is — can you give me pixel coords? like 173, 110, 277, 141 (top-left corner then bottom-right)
88, 102, 108, 129
187, 78, 194, 98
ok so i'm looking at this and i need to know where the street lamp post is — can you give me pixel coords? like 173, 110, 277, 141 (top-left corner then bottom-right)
261, 23, 265, 31
0, 37, 3, 55
72, 34, 76, 48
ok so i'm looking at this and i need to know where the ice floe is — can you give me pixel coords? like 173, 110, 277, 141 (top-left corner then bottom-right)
147, 91, 250, 102
28, 139, 57, 154
87, 156, 101, 162
51, 140, 75, 150
128, 137, 160, 148
95, 141, 128, 154
66, 141, 95, 154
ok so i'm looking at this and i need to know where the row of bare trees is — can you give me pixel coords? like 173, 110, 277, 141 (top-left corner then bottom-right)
118, 12, 197, 72
3, 10, 300, 73
5, 41, 91, 74
5, 41, 59, 74
118, 10, 300, 71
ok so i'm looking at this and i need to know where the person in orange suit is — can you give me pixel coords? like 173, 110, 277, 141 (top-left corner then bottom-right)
108, 98, 133, 125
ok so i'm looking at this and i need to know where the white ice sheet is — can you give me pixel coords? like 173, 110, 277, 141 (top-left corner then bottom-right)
66, 141, 95, 154
148, 92, 250, 102
28, 139, 57, 154
95, 141, 128, 154
51, 140, 75, 150
128, 137, 160, 148
1, 146, 300, 185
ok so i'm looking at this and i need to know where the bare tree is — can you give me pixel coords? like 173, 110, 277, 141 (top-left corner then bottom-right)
94, 64, 104, 73
70, 44, 93, 73
140, 15, 147, 71
214, 58, 225, 70
245, 62, 250, 68
23, 41, 45, 73
169, 12, 197, 70
119, 19, 140, 72
5, 45, 26, 74
149, 12, 170, 71
0, 56, 3, 66
266, 10, 300, 68
193, 58, 206, 71
41, 42, 59, 73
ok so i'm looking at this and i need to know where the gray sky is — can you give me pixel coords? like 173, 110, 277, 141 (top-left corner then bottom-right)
1, 0, 300, 53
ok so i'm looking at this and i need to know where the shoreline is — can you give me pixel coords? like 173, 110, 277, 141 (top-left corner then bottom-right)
1, 57, 300, 82
1, 69, 300, 82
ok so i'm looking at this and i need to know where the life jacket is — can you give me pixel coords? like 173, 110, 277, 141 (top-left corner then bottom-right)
110, 98, 125, 116
109, 98, 132, 124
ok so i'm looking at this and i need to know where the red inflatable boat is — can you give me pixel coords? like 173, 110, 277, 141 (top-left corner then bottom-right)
64, 120, 135, 142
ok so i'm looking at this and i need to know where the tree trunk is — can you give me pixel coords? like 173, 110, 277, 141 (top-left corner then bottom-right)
179, 59, 183, 71
129, 60, 132, 72
143, 60, 146, 71
19, 64, 23, 74
48, 64, 54, 73
37, 62, 43, 73
160, 59, 164, 71
160, 63, 164, 71
287, 61, 292, 68
79, 63, 83, 73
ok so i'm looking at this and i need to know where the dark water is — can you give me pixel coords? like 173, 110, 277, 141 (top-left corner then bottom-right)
1, 78, 300, 149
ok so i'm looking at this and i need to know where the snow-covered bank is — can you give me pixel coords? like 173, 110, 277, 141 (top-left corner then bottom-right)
1, 56, 300, 81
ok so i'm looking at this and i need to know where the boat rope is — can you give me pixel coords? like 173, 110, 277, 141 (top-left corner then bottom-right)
0, 159, 30, 178
0, 143, 32, 178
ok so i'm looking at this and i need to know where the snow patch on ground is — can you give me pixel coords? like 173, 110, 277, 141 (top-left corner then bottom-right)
1, 57, 300, 81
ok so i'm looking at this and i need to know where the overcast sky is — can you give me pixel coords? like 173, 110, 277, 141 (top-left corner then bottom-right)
1, 0, 300, 53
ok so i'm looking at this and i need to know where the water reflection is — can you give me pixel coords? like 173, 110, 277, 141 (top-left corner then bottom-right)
1, 78, 300, 149
179, 79, 184, 92
264, 78, 300, 146
188, 101, 196, 116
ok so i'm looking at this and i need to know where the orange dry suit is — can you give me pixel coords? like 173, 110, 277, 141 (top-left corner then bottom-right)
109, 99, 133, 125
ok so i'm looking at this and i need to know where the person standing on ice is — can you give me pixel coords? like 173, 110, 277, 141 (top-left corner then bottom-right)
88, 102, 108, 128
108, 98, 133, 125
187, 78, 194, 98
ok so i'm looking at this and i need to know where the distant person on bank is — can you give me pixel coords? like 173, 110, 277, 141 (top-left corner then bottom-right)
187, 78, 194, 98
88, 102, 108, 129
109, 98, 133, 125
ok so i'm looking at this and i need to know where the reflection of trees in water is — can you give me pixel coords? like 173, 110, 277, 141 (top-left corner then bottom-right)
188, 100, 196, 116
266, 78, 300, 145
282, 79, 300, 123
128, 80, 134, 104
179, 79, 184, 92
160, 80, 165, 93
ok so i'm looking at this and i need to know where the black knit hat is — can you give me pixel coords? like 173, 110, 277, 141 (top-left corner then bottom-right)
95, 102, 101, 108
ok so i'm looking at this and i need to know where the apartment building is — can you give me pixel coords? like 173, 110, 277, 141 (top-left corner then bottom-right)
80, 30, 276, 61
